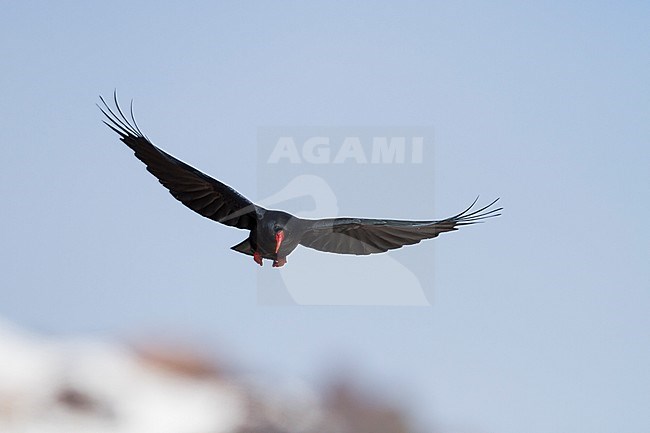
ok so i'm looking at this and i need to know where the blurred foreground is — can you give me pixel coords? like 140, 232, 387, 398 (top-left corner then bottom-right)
0, 319, 416, 433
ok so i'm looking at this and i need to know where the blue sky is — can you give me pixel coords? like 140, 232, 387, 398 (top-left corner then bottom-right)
1, 2, 649, 432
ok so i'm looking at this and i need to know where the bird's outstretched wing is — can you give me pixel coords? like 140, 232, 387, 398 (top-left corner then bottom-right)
298, 198, 501, 255
99, 93, 259, 230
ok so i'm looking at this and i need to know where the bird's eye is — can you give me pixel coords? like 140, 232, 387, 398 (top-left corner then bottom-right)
273, 224, 280, 231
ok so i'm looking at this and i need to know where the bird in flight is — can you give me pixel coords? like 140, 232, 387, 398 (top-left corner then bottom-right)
99, 93, 501, 268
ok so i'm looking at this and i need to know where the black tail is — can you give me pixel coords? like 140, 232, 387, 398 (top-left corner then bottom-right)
230, 239, 254, 256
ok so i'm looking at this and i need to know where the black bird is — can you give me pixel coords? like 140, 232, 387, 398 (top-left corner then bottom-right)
99, 94, 502, 267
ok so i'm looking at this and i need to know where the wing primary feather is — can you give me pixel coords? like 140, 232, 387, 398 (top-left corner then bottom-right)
101, 119, 128, 138
129, 99, 147, 138
101, 95, 133, 134
448, 196, 480, 220
457, 196, 480, 217
463, 197, 501, 217
98, 96, 138, 137
112, 91, 138, 135
97, 100, 126, 134
451, 197, 502, 222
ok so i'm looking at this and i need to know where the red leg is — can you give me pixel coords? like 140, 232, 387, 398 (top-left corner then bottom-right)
253, 251, 263, 266
273, 257, 287, 268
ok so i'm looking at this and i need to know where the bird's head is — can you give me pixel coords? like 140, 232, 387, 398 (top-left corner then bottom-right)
263, 211, 295, 255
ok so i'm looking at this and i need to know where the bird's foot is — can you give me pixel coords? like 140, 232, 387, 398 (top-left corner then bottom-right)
253, 251, 263, 266
273, 257, 287, 268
